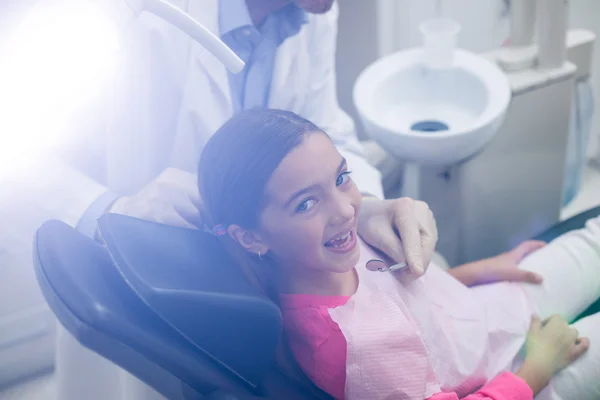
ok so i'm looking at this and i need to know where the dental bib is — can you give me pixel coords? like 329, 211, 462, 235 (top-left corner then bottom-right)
328, 240, 534, 399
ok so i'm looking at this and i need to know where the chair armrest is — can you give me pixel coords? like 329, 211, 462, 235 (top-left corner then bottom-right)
534, 205, 600, 243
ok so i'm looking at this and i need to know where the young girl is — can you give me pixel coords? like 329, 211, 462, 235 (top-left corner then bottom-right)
198, 108, 600, 400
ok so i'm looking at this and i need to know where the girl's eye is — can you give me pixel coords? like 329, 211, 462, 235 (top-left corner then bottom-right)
296, 198, 317, 213
336, 171, 352, 187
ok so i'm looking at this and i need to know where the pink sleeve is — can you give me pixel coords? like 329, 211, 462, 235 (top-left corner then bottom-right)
309, 319, 347, 400
427, 372, 533, 400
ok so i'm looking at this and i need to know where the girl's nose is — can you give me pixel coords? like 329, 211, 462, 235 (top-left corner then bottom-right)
329, 192, 355, 225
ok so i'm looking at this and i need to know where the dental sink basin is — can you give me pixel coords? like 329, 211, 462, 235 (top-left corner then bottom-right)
354, 48, 511, 166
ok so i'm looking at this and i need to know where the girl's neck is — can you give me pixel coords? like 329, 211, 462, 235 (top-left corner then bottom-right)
277, 267, 358, 297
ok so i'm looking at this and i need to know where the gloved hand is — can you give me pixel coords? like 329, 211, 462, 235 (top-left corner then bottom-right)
357, 197, 438, 277
107, 168, 203, 230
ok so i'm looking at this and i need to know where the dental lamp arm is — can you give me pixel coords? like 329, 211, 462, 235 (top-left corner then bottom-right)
144, 0, 243, 73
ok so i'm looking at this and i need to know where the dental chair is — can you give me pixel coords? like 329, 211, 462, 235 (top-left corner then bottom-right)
33, 214, 332, 400
33, 206, 600, 399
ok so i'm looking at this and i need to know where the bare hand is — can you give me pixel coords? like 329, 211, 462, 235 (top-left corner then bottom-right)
107, 168, 203, 229
450, 240, 546, 286
524, 315, 589, 379
357, 197, 438, 277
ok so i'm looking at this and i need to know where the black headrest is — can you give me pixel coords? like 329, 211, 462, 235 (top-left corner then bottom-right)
98, 214, 282, 389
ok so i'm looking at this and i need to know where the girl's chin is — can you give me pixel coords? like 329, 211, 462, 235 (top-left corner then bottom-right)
328, 252, 361, 273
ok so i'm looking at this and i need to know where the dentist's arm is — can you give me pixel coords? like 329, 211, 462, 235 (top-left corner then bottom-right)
300, 4, 437, 275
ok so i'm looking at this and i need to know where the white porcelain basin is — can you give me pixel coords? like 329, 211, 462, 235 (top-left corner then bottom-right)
354, 48, 511, 166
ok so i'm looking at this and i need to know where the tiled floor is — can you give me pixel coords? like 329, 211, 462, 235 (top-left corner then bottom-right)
1, 163, 599, 400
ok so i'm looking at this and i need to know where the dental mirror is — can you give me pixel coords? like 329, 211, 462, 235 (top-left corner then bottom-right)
366, 259, 408, 273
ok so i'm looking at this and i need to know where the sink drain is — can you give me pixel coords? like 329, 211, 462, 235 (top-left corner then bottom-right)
411, 120, 449, 132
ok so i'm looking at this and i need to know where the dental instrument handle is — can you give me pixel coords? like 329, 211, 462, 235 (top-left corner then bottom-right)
366, 259, 408, 273
388, 263, 408, 272
144, 0, 244, 73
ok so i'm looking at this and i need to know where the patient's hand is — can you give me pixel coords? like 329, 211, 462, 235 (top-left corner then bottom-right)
448, 240, 546, 287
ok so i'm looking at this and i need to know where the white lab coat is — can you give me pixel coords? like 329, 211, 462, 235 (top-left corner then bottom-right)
0, 0, 382, 397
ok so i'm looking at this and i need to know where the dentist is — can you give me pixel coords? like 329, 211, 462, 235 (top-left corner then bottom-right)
50, 0, 438, 398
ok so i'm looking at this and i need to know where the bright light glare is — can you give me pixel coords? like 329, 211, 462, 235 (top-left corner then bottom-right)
0, 0, 120, 175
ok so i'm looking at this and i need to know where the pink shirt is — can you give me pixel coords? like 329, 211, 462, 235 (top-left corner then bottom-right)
279, 293, 533, 400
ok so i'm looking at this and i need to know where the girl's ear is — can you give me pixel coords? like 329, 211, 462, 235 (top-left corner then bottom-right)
228, 224, 269, 257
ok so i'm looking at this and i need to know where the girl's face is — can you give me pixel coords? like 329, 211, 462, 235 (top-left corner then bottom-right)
252, 132, 362, 275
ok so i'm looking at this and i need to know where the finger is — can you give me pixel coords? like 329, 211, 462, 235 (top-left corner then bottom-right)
546, 314, 567, 329
187, 187, 203, 208
513, 240, 547, 261
155, 207, 198, 230
498, 269, 544, 284
371, 222, 407, 265
414, 202, 438, 268
393, 211, 425, 276
529, 315, 542, 334
173, 194, 204, 227
170, 214, 198, 230
414, 201, 437, 235
175, 207, 204, 229
161, 168, 203, 206
178, 181, 203, 208
569, 327, 579, 342
571, 337, 590, 362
